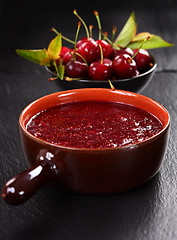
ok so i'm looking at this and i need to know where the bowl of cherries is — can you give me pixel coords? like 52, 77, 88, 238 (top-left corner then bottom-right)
16, 10, 173, 92
47, 40, 157, 92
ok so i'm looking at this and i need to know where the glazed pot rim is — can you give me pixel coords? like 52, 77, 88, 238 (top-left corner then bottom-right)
46, 55, 157, 83
19, 88, 170, 152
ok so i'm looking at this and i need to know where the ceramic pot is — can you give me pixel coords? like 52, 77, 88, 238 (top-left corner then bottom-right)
2, 88, 170, 205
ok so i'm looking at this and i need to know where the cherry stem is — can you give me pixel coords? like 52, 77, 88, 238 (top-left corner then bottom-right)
73, 9, 90, 41
65, 77, 83, 81
101, 31, 112, 44
94, 10, 102, 40
75, 52, 88, 67
103, 32, 108, 41
108, 80, 115, 90
89, 25, 94, 39
74, 22, 81, 60
111, 25, 117, 47
101, 31, 120, 50
70, 51, 75, 62
98, 44, 103, 64
51, 27, 75, 45
128, 36, 151, 64
48, 76, 58, 81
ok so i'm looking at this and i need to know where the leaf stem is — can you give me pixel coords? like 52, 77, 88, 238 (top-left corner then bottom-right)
53, 60, 65, 80
53, 60, 60, 78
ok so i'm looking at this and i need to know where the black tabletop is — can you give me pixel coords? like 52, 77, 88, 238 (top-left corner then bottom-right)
0, 1, 177, 239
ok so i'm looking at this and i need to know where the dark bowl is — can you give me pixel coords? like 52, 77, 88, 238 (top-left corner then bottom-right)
46, 55, 157, 93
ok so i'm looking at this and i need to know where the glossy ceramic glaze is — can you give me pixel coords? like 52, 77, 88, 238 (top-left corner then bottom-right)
46, 56, 157, 92
2, 88, 169, 204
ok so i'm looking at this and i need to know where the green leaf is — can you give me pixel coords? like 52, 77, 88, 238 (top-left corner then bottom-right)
40, 57, 51, 66
53, 60, 65, 80
127, 33, 174, 49
114, 12, 137, 48
16, 49, 48, 65
47, 33, 62, 60
57, 64, 65, 80
131, 32, 151, 41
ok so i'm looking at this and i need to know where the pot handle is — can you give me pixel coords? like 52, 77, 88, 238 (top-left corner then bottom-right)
1, 151, 58, 205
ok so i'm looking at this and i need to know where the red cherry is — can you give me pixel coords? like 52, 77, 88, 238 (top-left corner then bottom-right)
63, 50, 74, 65
60, 47, 72, 58
132, 49, 152, 73
88, 58, 113, 80
77, 40, 100, 64
111, 47, 134, 59
112, 54, 137, 79
65, 60, 88, 78
98, 58, 112, 66
55, 47, 72, 66
96, 40, 112, 58
76, 37, 94, 48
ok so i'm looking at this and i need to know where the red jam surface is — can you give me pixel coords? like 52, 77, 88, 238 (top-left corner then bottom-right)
26, 101, 163, 149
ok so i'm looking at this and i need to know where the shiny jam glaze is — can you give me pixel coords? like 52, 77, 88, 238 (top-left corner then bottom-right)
26, 101, 163, 149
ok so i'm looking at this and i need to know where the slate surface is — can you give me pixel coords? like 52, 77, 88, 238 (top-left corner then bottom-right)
0, 1, 177, 239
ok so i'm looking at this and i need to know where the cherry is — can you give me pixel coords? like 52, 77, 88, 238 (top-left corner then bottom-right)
77, 40, 100, 64
93, 11, 113, 59
74, 10, 100, 64
111, 47, 134, 59
76, 37, 94, 48
88, 58, 113, 80
65, 60, 88, 78
60, 47, 72, 58
64, 20, 88, 79
63, 50, 74, 65
56, 47, 72, 66
96, 40, 112, 58
132, 49, 152, 72
112, 53, 137, 79
88, 44, 113, 80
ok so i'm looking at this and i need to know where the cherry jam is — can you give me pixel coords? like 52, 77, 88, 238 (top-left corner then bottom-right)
27, 101, 163, 149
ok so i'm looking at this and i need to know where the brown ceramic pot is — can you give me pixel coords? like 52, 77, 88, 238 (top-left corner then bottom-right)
2, 88, 170, 205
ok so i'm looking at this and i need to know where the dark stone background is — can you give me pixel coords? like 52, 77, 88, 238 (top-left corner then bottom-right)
0, 1, 177, 239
